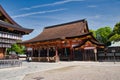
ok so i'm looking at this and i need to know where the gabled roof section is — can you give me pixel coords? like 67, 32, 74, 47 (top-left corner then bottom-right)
73, 37, 104, 48
23, 19, 90, 43
0, 5, 19, 25
0, 5, 33, 34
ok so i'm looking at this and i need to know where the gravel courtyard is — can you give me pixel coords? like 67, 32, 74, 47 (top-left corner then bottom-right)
23, 62, 120, 80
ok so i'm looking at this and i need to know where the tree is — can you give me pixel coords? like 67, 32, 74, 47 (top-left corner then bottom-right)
108, 22, 120, 42
89, 29, 96, 38
7, 44, 25, 54
113, 22, 120, 34
96, 26, 112, 46
109, 34, 120, 42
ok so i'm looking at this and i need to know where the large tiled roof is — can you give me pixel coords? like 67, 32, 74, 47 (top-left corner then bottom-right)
0, 5, 33, 34
24, 19, 90, 43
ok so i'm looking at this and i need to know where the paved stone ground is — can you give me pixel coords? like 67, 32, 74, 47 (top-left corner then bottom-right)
0, 61, 120, 80
23, 62, 120, 80
0, 61, 85, 80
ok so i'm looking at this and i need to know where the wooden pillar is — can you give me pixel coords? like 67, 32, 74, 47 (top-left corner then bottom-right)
82, 49, 84, 61
47, 47, 50, 62
38, 48, 41, 61
72, 48, 75, 60
31, 47, 34, 61
28, 47, 33, 61
84, 50, 86, 61
70, 41, 73, 60
55, 47, 59, 62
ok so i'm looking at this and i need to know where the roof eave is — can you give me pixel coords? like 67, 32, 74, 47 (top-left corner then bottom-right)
44, 19, 86, 29
0, 20, 34, 34
21, 32, 92, 44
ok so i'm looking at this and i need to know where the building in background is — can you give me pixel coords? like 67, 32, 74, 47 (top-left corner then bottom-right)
0, 5, 33, 59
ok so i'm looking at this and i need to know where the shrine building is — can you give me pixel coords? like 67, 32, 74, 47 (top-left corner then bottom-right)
0, 5, 33, 59
22, 19, 104, 62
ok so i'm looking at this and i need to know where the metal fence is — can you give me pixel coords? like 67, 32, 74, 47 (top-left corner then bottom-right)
0, 59, 22, 69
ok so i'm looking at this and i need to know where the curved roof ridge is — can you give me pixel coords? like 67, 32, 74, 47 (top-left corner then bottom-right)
0, 5, 21, 27
0, 5, 33, 34
44, 19, 86, 29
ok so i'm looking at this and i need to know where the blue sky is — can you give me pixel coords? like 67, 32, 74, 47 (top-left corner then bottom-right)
0, 0, 120, 40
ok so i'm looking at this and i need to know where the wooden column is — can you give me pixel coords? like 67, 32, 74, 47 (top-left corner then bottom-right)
47, 47, 50, 62
70, 41, 73, 60
31, 47, 34, 61
55, 47, 59, 62
84, 50, 86, 61
38, 48, 41, 61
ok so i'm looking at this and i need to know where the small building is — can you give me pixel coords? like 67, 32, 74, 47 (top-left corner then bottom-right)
22, 19, 104, 62
98, 41, 120, 61
0, 5, 33, 59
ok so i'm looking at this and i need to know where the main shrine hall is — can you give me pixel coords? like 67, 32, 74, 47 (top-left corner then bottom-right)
22, 19, 104, 62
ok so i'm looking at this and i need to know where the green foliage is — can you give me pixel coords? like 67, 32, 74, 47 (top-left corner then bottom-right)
108, 22, 120, 42
90, 22, 120, 46
96, 26, 112, 44
89, 29, 96, 38
113, 22, 120, 34
109, 34, 120, 42
7, 44, 25, 54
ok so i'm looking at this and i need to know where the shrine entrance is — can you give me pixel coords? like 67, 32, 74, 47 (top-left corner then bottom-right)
59, 48, 71, 61
73, 48, 83, 61
83, 47, 96, 61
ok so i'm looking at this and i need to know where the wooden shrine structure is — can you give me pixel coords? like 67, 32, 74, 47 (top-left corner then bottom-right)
22, 19, 104, 62
0, 5, 33, 59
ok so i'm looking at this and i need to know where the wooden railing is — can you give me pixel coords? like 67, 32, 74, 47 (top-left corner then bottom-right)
0, 59, 22, 69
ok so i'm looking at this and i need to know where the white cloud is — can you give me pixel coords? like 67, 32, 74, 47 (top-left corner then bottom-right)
82, 15, 101, 20
12, 8, 67, 18
20, 0, 84, 10
88, 5, 97, 8
90, 15, 101, 19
